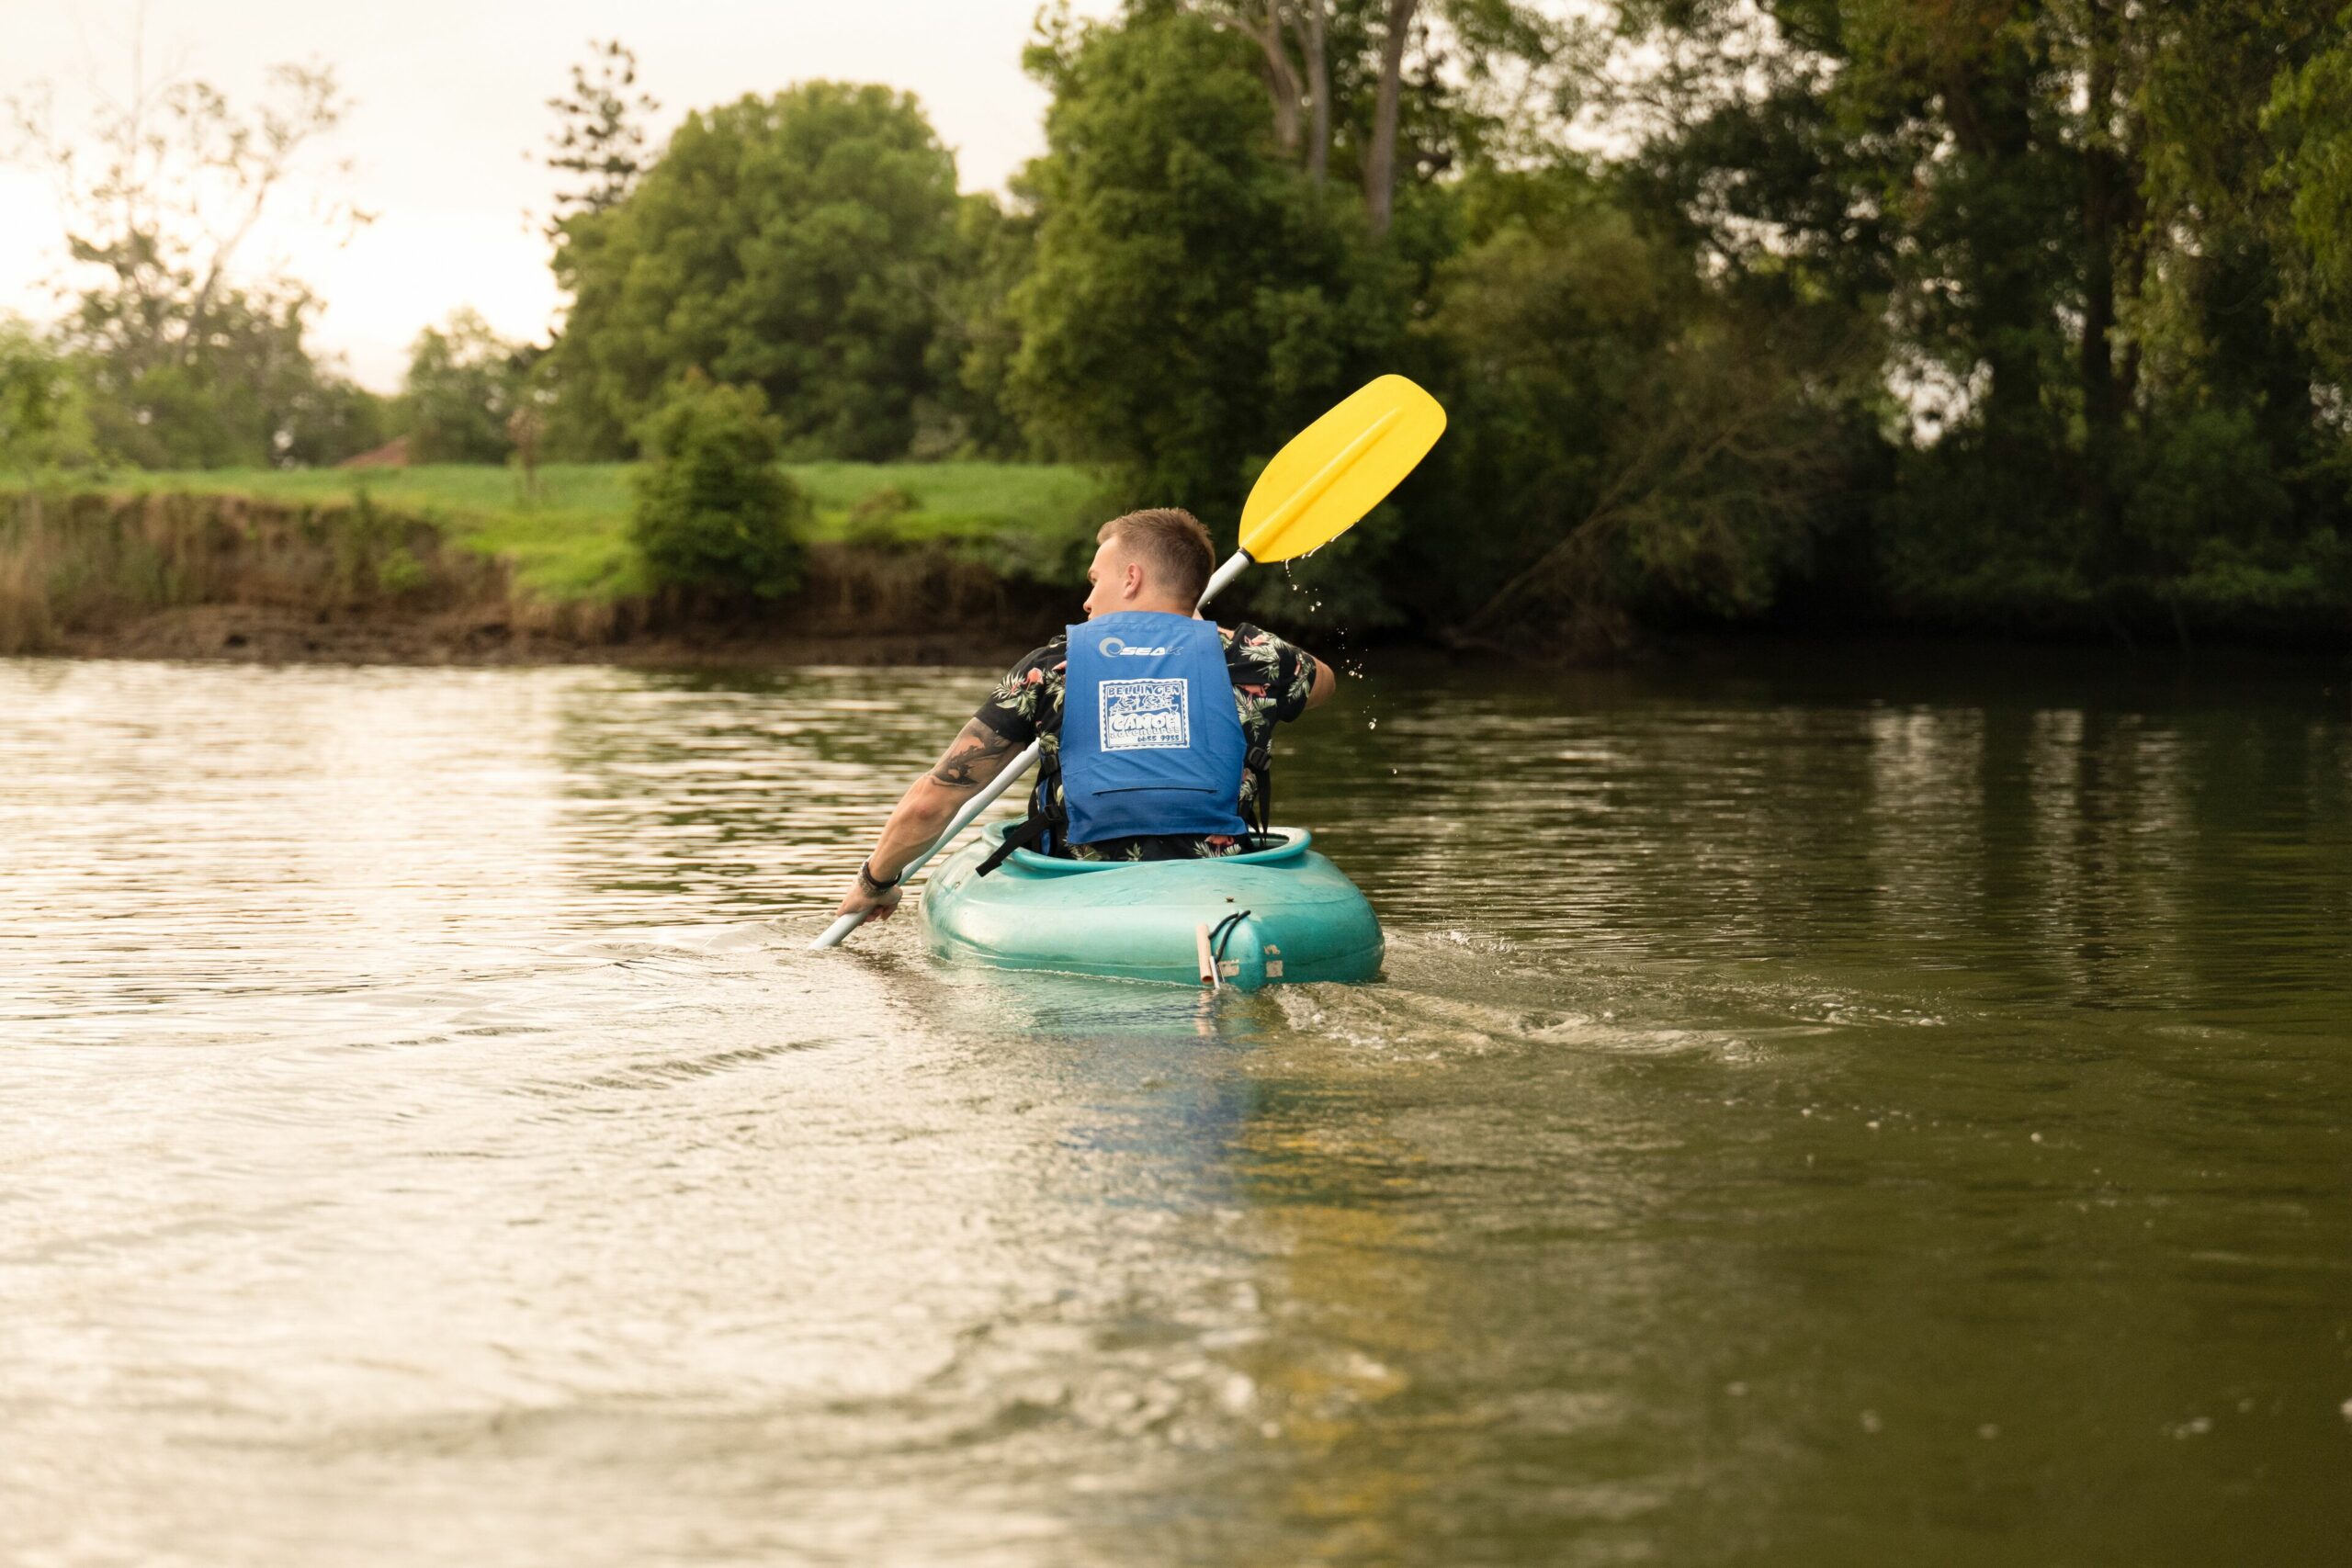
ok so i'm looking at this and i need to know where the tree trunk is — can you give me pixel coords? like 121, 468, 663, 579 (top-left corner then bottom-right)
1945, 49, 2048, 463
1365, 0, 1418, 237
1229, 3, 1303, 159
2079, 0, 2123, 547
2117, 118, 2146, 420
1289, 2, 1330, 185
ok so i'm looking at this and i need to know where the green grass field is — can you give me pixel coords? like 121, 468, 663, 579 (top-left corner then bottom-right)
100, 461, 1106, 601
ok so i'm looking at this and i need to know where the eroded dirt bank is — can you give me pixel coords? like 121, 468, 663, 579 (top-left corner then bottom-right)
3, 490, 1055, 669
46, 603, 1035, 669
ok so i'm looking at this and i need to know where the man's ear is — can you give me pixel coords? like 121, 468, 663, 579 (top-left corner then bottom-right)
1124, 562, 1146, 600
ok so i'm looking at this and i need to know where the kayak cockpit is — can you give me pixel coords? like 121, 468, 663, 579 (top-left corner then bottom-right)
987, 824, 1315, 875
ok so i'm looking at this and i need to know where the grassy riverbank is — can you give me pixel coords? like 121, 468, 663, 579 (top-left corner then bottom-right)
0, 461, 1104, 663
89, 461, 1104, 601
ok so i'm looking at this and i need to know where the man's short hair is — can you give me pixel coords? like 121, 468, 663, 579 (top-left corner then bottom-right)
1099, 508, 1216, 603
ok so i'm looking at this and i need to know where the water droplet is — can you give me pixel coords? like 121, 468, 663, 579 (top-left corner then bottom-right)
1860, 1410, 1882, 1433
1366, 717, 1378, 730
1978, 1423, 2000, 1439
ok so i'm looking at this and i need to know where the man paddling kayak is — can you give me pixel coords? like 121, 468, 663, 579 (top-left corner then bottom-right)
831, 508, 1335, 929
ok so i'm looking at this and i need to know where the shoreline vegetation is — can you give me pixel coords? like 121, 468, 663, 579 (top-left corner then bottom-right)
14, 12, 2352, 667
0, 463, 1100, 668
6, 462, 2349, 672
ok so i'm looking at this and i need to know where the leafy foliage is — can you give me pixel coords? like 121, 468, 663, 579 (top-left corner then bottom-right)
628, 376, 809, 599
1417, 177, 1869, 647
921, 194, 1038, 459
399, 310, 529, 465
5, 51, 382, 468
541, 39, 660, 229
552, 82, 964, 461
1007, 7, 1412, 513
14, 0, 2352, 649
0, 319, 96, 475
69, 283, 388, 468
1589, 0, 2352, 642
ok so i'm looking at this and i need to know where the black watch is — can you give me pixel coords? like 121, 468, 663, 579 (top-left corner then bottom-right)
857, 860, 900, 895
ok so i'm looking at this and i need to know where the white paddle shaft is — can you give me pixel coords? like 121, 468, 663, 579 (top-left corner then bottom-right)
1199, 549, 1250, 605
806, 739, 1039, 950
809, 550, 1250, 950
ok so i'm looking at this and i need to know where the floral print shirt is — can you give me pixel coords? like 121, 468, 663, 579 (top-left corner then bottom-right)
973, 622, 1319, 860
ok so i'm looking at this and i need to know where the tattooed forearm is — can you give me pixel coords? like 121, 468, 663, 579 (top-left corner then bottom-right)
929, 720, 1016, 790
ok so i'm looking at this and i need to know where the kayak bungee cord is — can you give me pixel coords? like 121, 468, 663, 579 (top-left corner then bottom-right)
1210, 910, 1251, 966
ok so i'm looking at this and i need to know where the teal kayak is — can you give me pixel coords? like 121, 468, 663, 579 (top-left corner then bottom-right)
921, 825, 1384, 988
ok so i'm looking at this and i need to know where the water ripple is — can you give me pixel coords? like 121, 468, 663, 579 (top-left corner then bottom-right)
5, 654, 2350, 1564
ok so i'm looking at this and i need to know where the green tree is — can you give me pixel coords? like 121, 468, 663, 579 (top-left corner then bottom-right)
399, 310, 528, 464
1193, 1, 1585, 210
1010, 6, 1411, 510
277, 356, 393, 469
629, 374, 809, 599
2267, 10, 2352, 378
71, 282, 382, 468
1611, 0, 2351, 633
921, 193, 1038, 458
1419, 173, 1869, 648
6, 51, 376, 468
541, 39, 660, 230
0, 317, 96, 475
552, 82, 964, 460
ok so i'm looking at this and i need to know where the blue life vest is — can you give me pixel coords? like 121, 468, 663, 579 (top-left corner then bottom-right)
1057, 610, 1249, 846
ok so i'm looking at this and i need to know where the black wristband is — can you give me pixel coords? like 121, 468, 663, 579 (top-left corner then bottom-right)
857, 860, 899, 895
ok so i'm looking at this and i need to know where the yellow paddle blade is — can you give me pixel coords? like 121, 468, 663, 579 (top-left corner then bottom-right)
1238, 374, 1447, 563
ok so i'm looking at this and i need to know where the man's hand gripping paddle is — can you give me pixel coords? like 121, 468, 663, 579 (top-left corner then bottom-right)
810, 373, 1446, 950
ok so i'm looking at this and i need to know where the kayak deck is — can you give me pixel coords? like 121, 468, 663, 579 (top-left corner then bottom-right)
920, 826, 1384, 988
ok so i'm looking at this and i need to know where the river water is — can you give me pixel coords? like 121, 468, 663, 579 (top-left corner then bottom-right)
4, 650, 2348, 1565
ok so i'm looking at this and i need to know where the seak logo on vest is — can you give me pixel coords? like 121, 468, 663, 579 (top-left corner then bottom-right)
1097, 636, 1171, 658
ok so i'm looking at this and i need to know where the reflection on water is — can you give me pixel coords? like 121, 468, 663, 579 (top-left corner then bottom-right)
4, 653, 2349, 1565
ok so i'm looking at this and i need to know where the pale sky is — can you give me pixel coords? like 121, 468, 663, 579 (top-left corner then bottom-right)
0, 0, 1114, 390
